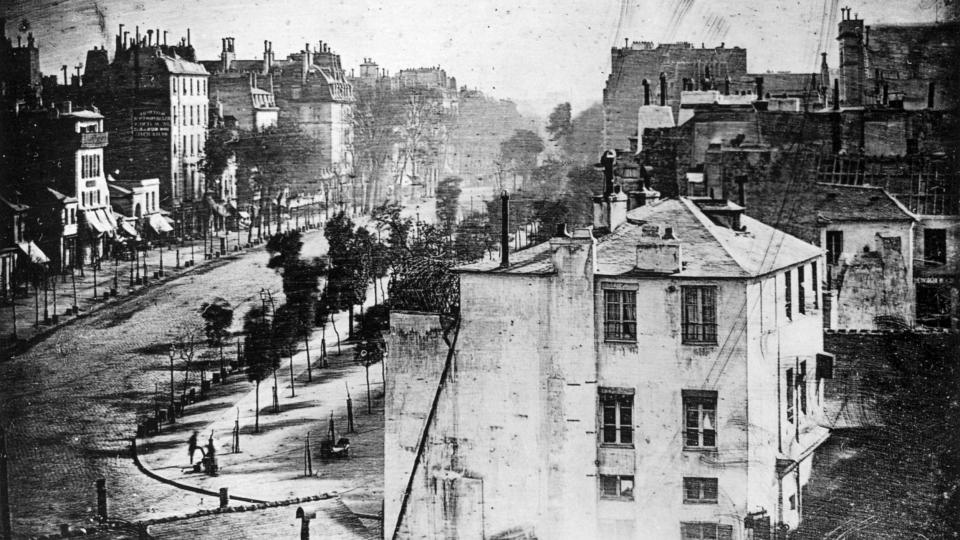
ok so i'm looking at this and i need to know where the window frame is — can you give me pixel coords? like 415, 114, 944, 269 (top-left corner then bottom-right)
786, 368, 795, 424
924, 228, 947, 266
599, 474, 634, 500
798, 266, 806, 315
784, 270, 793, 320
599, 390, 634, 446
680, 522, 734, 540
683, 477, 719, 504
682, 390, 717, 450
681, 286, 718, 345
826, 230, 843, 265
603, 286, 637, 342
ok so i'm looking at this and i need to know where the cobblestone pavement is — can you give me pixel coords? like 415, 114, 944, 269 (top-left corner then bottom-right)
0, 227, 354, 538
0, 219, 308, 357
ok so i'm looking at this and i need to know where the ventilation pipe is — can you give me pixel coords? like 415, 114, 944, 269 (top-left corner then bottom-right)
833, 78, 840, 111
642, 79, 650, 106
659, 72, 667, 106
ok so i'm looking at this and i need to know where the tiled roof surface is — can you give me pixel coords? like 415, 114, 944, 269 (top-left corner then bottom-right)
813, 184, 917, 222
460, 198, 822, 278
161, 56, 209, 76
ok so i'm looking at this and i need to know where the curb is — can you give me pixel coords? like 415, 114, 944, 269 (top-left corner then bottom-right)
130, 437, 268, 505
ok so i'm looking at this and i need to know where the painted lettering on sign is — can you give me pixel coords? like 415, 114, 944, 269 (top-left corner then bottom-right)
133, 110, 170, 139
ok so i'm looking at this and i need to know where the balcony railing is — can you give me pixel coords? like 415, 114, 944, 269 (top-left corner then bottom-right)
77, 132, 109, 148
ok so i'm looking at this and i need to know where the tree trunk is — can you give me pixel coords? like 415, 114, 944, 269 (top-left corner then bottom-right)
254, 380, 260, 433
348, 306, 354, 340
331, 319, 341, 354
365, 364, 372, 414
304, 336, 312, 382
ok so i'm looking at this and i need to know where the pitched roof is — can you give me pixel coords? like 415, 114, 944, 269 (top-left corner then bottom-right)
813, 184, 917, 223
459, 197, 823, 278
161, 55, 209, 76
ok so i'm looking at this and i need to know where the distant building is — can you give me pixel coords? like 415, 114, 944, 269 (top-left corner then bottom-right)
272, 41, 355, 172
836, 8, 958, 110
200, 38, 280, 133
602, 41, 822, 152
81, 24, 209, 236
0, 18, 42, 109
387, 186, 833, 538
16, 103, 115, 269
0, 193, 31, 299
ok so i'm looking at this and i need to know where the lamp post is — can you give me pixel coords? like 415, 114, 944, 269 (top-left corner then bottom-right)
158, 241, 164, 277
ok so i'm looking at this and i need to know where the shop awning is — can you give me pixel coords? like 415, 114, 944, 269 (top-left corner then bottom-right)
205, 195, 231, 218
82, 209, 112, 234
146, 212, 174, 234
118, 220, 140, 239
17, 241, 50, 264
101, 209, 118, 229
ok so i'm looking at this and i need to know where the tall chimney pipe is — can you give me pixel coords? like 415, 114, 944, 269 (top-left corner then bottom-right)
833, 78, 840, 111
659, 72, 667, 106
755, 76, 764, 100
187, 28, 191, 46
500, 192, 510, 268
642, 79, 650, 106
928, 82, 935, 108
163, 30, 167, 46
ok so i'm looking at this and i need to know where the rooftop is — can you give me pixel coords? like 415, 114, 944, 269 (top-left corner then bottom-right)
813, 184, 917, 223
458, 197, 822, 278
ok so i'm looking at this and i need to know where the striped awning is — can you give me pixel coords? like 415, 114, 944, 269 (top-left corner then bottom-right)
146, 213, 174, 234
82, 209, 113, 235
17, 241, 50, 264
118, 219, 140, 239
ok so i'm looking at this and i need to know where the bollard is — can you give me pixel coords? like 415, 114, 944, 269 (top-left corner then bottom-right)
296, 506, 316, 540
219, 488, 229, 508
96, 478, 107, 521
346, 396, 355, 433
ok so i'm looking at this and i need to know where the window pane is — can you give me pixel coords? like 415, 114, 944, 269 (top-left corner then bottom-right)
702, 429, 716, 447
686, 429, 700, 446
600, 476, 618, 497
620, 426, 633, 444
620, 476, 634, 497
684, 479, 699, 500
686, 408, 699, 429
703, 479, 718, 501
603, 405, 616, 425
603, 426, 617, 443
622, 322, 636, 339
703, 524, 718, 540
619, 404, 632, 425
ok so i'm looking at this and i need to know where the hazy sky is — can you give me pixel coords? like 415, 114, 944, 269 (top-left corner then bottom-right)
0, 0, 946, 116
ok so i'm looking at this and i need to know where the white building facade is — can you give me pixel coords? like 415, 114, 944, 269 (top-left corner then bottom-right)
387, 195, 834, 539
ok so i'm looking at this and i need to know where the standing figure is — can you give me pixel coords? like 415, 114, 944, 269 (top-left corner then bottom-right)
187, 431, 199, 464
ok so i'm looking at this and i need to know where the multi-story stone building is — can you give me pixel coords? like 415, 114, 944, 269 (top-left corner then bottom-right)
200, 38, 280, 133
272, 41, 355, 173
81, 25, 209, 236
16, 103, 114, 269
387, 187, 833, 538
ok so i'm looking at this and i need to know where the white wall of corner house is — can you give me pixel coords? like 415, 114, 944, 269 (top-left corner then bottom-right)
436, 266, 598, 540
821, 220, 914, 271
748, 265, 827, 528
594, 276, 749, 538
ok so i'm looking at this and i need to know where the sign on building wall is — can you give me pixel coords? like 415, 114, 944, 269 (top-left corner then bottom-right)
133, 109, 170, 139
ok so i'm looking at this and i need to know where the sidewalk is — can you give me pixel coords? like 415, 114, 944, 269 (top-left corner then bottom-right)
133, 282, 385, 530
0, 220, 311, 357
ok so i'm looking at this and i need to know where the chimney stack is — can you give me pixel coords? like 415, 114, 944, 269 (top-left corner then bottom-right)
928, 82, 936, 108
500, 191, 510, 268
659, 72, 667, 106
833, 78, 840, 111
755, 76, 764, 100
642, 79, 650, 106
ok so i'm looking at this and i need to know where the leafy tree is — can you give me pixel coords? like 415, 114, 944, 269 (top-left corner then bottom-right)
546, 102, 573, 142
200, 127, 237, 185
500, 129, 545, 189
371, 201, 413, 263
233, 119, 321, 238
436, 176, 462, 233
243, 306, 280, 432
561, 103, 604, 165
199, 297, 234, 378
